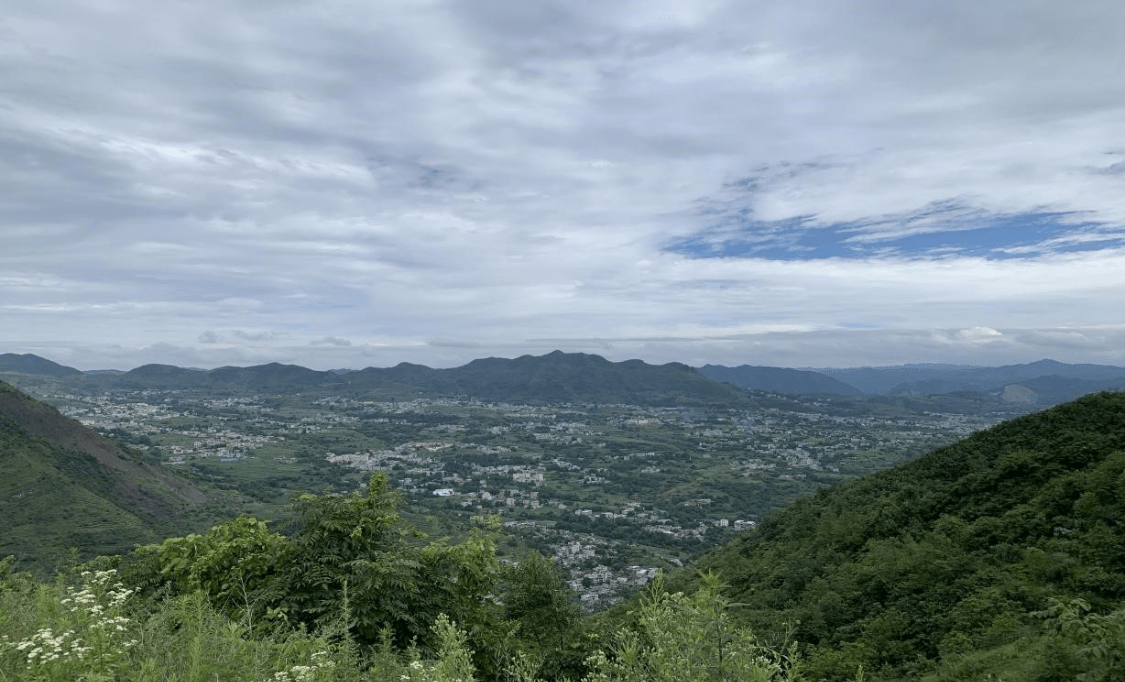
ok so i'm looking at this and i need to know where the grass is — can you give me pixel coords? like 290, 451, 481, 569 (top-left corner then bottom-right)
0, 559, 397, 682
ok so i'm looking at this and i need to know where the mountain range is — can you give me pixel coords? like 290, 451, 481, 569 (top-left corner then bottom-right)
3, 352, 751, 406
3, 351, 1125, 406
697, 364, 864, 396
817, 358, 1125, 397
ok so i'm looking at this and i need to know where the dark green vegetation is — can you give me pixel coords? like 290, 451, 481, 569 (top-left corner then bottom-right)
0, 380, 226, 573
0, 507, 803, 681
121, 475, 560, 677
680, 391, 1125, 680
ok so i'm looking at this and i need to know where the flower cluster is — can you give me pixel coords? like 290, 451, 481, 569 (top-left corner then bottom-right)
2, 627, 91, 671
399, 659, 427, 680
61, 570, 135, 634
270, 651, 336, 682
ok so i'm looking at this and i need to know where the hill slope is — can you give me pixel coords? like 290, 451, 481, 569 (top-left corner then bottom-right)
698, 364, 863, 396
346, 351, 750, 404
0, 352, 82, 377
60, 352, 747, 405
683, 391, 1125, 680
820, 359, 1125, 398
0, 380, 218, 572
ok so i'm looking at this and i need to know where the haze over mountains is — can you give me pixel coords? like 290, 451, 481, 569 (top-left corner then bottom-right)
4, 351, 1125, 408
697, 364, 865, 397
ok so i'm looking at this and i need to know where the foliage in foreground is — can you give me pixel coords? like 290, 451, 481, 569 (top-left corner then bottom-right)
2, 471, 799, 680
6, 393, 1125, 680
0, 556, 808, 681
4, 554, 1120, 681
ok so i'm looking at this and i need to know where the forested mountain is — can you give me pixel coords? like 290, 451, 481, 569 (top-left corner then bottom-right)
1015, 374, 1125, 405
819, 359, 1125, 398
0, 380, 219, 572
678, 390, 1125, 680
0, 353, 81, 377
698, 364, 863, 396
7, 351, 1125, 408
82, 362, 335, 391
346, 350, 750, 404
9, 351, 751, 405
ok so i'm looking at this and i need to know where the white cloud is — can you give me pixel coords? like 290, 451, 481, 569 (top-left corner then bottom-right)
2, 0, 1124, 370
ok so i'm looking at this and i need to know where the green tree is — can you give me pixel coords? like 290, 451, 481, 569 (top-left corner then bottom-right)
277, 473, 420, 645
1039, 598, 1125, 682
501, 550, 586, 680
124, 516, 290, 633
586, 572, 801, 682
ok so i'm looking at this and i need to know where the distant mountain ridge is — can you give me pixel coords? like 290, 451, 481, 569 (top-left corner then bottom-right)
344, 351, 750, 404
817, 358, 1125, 403
5, 351, 750, 405
0, 353, 82, 377
4, 351, 1125, 406
697, 364, 862, 396
817, 358, 1125, 392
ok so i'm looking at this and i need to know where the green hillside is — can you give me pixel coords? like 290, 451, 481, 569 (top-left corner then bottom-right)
679, 391, 1125, 680
0, 352, 82, 377
444, 351, 749, 404
343, 350, 751, 404
698, 363, 864, 396
33, 351, 750, 405
0, 381, 222, 572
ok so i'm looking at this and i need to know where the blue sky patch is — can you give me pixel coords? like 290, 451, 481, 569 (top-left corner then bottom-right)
666, 209, 1119, 261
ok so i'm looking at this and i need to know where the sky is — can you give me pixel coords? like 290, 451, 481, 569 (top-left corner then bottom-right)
3, 0, 1125, 371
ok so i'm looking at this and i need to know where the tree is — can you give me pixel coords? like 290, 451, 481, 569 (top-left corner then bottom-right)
277, 473, 419, 645
124, 516, 289, 634
585, 572, 801, 682
502, 551, 586, 679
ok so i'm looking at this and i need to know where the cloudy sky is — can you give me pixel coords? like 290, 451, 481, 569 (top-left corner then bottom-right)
3, 0, 1125, 371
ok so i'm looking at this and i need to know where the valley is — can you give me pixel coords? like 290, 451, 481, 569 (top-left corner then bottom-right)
3, 355, 1124, 680
6, 371, 1027, 608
